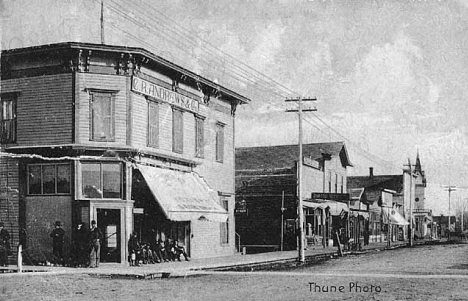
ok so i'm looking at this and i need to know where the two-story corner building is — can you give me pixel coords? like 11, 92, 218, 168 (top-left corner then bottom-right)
235, 142, 352, 253
0, 42, 250, 264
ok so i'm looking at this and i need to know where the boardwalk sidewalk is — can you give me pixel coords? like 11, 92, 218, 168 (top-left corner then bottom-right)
0, 240, 426, 278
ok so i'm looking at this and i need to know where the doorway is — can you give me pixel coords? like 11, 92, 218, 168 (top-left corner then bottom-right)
97, 208, 121, 263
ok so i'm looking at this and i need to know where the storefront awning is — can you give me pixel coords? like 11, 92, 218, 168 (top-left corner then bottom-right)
303, 200, 349, 216
382, 207, 409, 225
137, 164, 228, 222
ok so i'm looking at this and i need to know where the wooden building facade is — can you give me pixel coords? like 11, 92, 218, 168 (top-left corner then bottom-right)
235, 142, 352, 252
0, 42, 249, 264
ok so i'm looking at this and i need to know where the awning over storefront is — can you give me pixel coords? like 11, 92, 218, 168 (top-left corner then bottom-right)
137, 164, 228, 222
349, 210, 370, 219
303, 200, 349, 216
382, 207, 409, 225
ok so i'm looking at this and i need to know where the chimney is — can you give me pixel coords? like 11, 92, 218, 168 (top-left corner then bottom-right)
369, 167, 374, 178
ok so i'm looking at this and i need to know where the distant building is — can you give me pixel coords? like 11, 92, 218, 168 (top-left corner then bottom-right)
347, 153, 431, 243
235, 142, 352, 252
0, 42, 250, 264
432, 215, 456, 238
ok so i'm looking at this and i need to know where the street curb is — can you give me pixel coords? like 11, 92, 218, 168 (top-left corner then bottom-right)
0, 240, 449, 280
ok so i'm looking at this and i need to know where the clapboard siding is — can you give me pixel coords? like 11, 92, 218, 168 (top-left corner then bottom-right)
0, 156, 20, 263
1, 74, 73, 145
75, 73, 128, 146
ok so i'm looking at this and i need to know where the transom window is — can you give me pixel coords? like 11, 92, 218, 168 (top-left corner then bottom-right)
28, 163, 71, 195
81, 162, 122, 199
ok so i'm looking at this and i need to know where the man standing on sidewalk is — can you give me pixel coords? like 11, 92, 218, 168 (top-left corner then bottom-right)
0, 222, 10, 267
50, 221, 65, 266
88, 220, 103, 268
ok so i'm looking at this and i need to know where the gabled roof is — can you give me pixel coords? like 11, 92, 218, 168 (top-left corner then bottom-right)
235, 142, 352, 171
347, 174, 404, 194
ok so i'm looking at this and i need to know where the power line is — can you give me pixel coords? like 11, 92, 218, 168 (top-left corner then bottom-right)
100, 0, 405, 173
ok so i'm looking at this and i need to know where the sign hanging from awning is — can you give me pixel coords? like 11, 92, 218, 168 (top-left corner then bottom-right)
382, 207, 409, 225
137, 164, 228, 222
311, 192, 350, 202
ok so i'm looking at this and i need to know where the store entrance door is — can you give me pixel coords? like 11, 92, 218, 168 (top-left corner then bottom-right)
97, 209, 121, 263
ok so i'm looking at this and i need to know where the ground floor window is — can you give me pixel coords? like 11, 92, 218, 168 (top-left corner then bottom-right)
81, 162, 122, 199
220, 199, 229, 244
27, 163, 71, 195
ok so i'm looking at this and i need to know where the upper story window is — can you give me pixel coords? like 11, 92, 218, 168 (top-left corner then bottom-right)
335, 174, 338, 193
89, 91, 115, 142
328, 171, 332, 192
1, 93, 17, 144
172, 108, 184, 154
81, 162, 122, 199
195, 116, 205, 158
28, 163, 71, 195
147, 101, 159, 148
341, 175, 344, 193
215, 122, 225, 163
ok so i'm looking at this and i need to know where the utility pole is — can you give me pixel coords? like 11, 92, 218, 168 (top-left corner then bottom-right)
286, 97, 317, 263
404, 159, 415, 247
100, 0, 105, 44
281, 191, 285, 252
443, 184, 456, 240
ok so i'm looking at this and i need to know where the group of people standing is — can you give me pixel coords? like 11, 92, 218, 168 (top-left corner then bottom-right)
50, 220, 102, 268
128, 232, 189, 266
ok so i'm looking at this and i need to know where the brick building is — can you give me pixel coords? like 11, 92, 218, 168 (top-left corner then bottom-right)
0, 42, 249, 264
235, 142, 352, 252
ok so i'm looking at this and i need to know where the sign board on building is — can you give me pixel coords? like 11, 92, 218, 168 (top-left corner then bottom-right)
235, 208, 248, 215
132, 76, 201, 113
381, 190, 394, 207
133, 208, 144, 214
303, 157, 320, 169
311, 192, 350, 202
235, 200, 248, 215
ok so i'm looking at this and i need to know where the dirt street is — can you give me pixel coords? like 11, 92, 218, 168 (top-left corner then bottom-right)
1, 244, 468, 301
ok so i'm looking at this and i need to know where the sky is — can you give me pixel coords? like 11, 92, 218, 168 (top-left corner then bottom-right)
2, 0, 468, 215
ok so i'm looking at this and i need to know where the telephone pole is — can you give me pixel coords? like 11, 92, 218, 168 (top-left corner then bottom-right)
100, 0, 105, 44
443, 184, 456, 240
404, 159, 415, 246
286, 97, 317, 263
